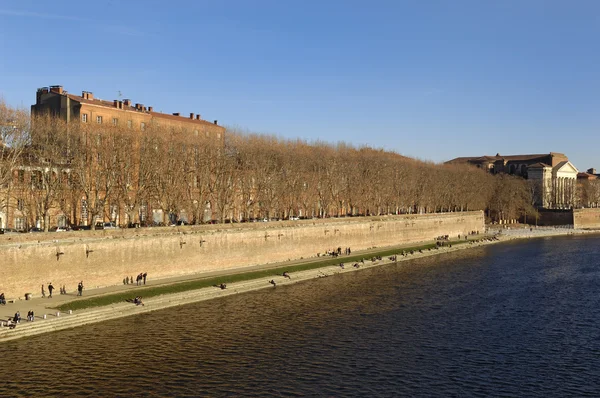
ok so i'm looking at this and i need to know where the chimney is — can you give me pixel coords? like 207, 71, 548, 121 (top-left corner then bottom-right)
173, 112, 180, 116
135, 103, 142, 110
118, 101, 123, 109
50, 85, 63, 94
123, 99, 131, 107
82, 91, 88, 99
148, 106, 153, 112
213, 120, 218, 125
142, 106, 147, 112
196, 114, 201, 120
37, 87, 49, 103
114, 100, 119, 108
190, 113, 195, 119
87, 92, 94, 100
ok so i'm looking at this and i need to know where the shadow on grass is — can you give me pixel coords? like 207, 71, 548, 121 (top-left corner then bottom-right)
56, 241, 465, 312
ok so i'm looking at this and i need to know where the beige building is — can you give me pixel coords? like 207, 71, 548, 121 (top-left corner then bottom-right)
447, 153, 579, 209
31, 85, 225, 143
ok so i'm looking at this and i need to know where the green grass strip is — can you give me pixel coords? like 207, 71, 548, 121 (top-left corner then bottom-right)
56, 240, 467, 312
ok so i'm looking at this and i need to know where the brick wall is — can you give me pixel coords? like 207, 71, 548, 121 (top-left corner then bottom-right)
0, 211, 484, 298
573, 208, 600, 229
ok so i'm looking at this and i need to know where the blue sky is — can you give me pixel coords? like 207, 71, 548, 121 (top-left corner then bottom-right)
1, 0, 598, 169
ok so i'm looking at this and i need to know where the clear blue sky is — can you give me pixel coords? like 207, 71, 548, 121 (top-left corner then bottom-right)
1, 0, 598, 170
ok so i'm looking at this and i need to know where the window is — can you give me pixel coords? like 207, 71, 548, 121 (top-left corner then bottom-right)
194, 130, 199, 137
96, 116, 103, 124
57, 215, 67, 228
17, 199, 24, 211
32, 171, 43, 189
15, 217, 25, 231
112, 118, 118, 126
139, 201, 147, 222
81, 199, 88, 223
205, 131, 209, 138
140, 122, 146, 131
82, 113, 88, 123
217, 132, 221, 139
127, 120, 132, 129
110, 204, 118, 221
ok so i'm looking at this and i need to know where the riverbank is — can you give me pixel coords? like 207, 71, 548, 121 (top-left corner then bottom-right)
491, 225, 598, 240
0, 227, 596, 343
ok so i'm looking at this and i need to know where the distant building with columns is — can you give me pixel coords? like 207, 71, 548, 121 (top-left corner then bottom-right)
446, 153, 579, 209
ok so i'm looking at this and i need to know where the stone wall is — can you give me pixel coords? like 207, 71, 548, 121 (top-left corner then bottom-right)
537, 209, 574, 226
573, 208, 600, 229
0, 211, 484, 298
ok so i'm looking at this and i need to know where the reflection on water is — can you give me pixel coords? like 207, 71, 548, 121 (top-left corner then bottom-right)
1, 236, 600, 397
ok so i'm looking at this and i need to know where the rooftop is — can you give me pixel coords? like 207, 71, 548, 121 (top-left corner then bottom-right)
446, 152, 566, 164
37, 86, 220, 128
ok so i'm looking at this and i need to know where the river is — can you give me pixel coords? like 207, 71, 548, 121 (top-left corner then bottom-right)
1, 235, 600, 397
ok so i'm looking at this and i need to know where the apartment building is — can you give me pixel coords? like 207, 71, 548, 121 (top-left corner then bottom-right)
31, 85, 225, 143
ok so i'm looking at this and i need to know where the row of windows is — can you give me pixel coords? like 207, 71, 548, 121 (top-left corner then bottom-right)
80, 114, 219, 138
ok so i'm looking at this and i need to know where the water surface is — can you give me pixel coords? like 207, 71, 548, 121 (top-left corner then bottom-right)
1, 235, 600, 397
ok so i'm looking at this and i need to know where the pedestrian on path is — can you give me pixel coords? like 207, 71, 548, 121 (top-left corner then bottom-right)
48, 283, 54, 298
77, 281, 84, 296
143, 272, 147, 285
41, 284, 46, 298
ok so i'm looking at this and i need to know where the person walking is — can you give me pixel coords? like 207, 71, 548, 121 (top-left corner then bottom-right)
48, 283, 54, 298
77, 281, 84, 296
142, 272, 147, 285
41, 284, 46, 298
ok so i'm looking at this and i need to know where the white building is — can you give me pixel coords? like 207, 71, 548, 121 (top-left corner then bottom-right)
528, 161, 579, 209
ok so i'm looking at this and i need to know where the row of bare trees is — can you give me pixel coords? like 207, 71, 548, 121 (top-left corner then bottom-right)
1, 101, 582, 230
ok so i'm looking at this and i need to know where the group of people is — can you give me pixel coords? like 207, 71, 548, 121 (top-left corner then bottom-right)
123, 273, 148, 286
319, 246, 352, 258
0, 293, 5, 305
41, 282, 76, 298
3, 310, 34, 329
41, 283, 54, 298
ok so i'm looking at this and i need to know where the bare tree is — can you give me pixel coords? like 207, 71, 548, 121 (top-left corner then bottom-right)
0, 99, 30, 228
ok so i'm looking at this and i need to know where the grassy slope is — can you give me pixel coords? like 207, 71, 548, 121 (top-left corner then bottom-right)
57, 241, 464, 311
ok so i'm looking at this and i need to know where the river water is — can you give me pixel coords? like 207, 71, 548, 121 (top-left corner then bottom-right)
1, 235, 600, 397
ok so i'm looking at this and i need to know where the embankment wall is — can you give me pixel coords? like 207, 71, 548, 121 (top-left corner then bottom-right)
573, 208, 600, 229
0, 211, 484, 298
537, 209, 574, 226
